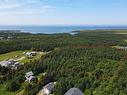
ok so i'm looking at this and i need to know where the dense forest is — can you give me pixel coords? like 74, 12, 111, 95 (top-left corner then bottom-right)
1, 30, 127, 95
0, 30, 127, 54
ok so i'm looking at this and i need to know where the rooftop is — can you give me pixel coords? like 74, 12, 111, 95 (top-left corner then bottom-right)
64, 88, 84, 95
43, 82, 55, 91
25, 71, 34, 77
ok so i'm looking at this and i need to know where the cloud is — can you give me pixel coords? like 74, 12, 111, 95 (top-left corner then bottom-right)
0, 3, 21, 10
43, 5, 56, 9
0, 0, 56, 15
0, 0, 20, 8
0, 11, 44, 15
0, 7, 55, 16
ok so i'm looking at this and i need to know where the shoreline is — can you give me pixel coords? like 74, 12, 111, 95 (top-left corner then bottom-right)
0, 28, 127, 34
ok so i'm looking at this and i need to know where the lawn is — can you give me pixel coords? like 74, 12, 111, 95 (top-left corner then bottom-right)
19, 52, 46, 63
0, 51, 45, 63
0, 50, 28, 61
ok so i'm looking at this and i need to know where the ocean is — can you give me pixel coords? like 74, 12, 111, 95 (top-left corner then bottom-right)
0, 25, 127, 34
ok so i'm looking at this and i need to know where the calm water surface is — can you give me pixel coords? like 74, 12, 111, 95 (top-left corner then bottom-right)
0, 25, 127, 34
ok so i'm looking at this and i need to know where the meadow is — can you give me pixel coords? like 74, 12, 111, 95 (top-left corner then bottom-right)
0, 50, 45, 63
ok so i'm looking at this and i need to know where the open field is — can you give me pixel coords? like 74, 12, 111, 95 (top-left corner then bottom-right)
19, 52, 46, 63
0, 50, 28, 61
0, 50, 45, 63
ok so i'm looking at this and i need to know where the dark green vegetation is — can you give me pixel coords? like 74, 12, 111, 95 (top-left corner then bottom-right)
1, 30, 127, 95
0, 30, 127, 54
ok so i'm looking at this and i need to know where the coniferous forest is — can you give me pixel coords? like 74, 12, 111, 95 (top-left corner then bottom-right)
1, 30, 127, 95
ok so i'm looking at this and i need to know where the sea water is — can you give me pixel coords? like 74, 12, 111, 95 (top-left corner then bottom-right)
0, 25, 127, 34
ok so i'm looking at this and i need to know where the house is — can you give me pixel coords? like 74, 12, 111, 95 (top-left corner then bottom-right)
38, 82, 56, 95
64, 88, 84, 95
0, 59, 16, 67
11, 62, 22, 70
118, 46, 127, 50
43, 82, 55, 95
26, 52, 37, 58
0, 59, 22, 69
8, 59, 17, 63
25, 71, 36, 83
0, 61, 13, 67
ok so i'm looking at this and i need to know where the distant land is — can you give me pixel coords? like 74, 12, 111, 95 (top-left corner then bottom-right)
0, 25, 127, 34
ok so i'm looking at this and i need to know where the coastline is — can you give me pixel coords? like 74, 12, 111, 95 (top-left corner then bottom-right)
0, 25, 127, 34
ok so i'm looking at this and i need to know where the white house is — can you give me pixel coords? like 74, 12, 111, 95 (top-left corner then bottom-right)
25, 71, 36, 83
38, 82, 56, 95
26, 52, 37, 58
0, 61, 13, 67
118, 46, 127, 50
64, 88, 84, 95
11, 62, 22, 70
43, 82, 55, 95
0, 59, 22, 69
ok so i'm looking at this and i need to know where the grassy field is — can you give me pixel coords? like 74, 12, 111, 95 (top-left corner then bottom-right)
0, 50, 45, 63
19, 52, 46, 63
0, 51, 25, 61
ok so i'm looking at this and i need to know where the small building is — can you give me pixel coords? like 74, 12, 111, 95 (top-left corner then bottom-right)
118, 46, 127, 50
11, 62, 22, 70
38, 82, 55, 95
26, 52, 37, 58
0, 61, 13, 67
0, 59, 22, 69
43, 82, 55, 95
64, 88, 84, 95
25, 71, 36, 83
25, 71, 34, 78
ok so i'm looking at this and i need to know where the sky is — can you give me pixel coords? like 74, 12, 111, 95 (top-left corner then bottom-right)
0, 0, 127, 25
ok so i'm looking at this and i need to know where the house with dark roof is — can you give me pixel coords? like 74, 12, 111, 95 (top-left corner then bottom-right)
64, 88, 84, 95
